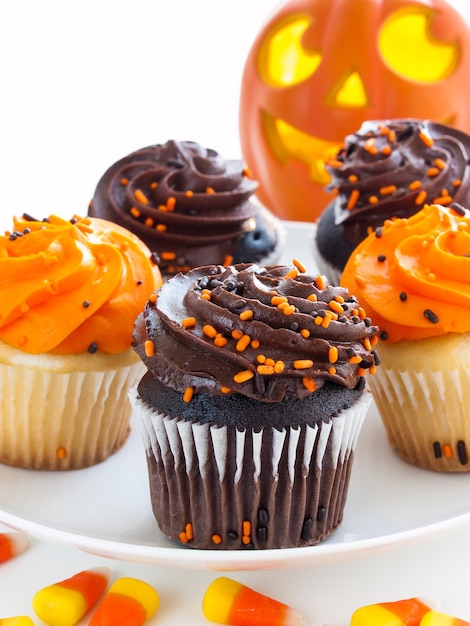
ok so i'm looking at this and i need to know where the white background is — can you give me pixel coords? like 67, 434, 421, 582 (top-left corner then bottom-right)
2, 1, 470, 624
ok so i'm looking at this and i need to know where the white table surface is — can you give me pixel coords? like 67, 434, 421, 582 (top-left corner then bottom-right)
2, 0, 470, 623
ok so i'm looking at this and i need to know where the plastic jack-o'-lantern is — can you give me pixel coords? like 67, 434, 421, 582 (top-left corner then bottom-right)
239, 0, 470, 222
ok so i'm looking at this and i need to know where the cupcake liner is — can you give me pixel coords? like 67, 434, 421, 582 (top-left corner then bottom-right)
369, 363, 470, 472
0, 345, 145, 470
133, 389, 371, 550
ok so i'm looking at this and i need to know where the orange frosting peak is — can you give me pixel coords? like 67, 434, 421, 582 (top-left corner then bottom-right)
341, 204, 470, 342
0, 215, 162, 355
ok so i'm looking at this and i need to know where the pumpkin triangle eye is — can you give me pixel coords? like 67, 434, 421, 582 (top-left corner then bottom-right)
378, 8, 459, 83
258, 14, 322, 87
327, 71, 368, 108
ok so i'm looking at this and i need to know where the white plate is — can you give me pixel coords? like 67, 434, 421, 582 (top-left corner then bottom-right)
1, 222, 470, 572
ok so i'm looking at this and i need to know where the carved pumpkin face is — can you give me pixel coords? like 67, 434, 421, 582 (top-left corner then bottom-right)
239, 0, 470, 222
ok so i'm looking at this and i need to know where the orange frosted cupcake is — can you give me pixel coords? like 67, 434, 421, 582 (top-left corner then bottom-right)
341, 203, 470, 472
0, 214, 162, 470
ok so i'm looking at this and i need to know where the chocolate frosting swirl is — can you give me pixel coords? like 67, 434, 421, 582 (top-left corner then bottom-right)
89, 140, 276, 274
326, 119, 470, 247
133, 263, 379, 404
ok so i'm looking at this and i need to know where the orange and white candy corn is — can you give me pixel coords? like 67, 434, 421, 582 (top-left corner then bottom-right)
420, 610, 470, 626
88, 577, 160, 625
351, 597, 432, 626
0, 532, 29, 564
202, 576, 305, 626
32, 567, 110, 626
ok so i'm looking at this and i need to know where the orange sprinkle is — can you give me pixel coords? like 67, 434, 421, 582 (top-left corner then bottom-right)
348, 174, 358, 183
150, 181, 158, 189
443, 444, 453, 458
214, 335, 228, 347
369, 196, 379, 204
327, 158, 344, 169
251, 339, 260, 349
300, 329, 310, 338
242, 521, 251, 536
243, 167, 253, 178
328, 300, 344, 315
223, 255, 233, 267
203, 325, 218, 338
293, 359, 313, 369
161, 251, 176, 260
182, 317, 196, 328
292, 258, 307, 273
432, 195, 453, 205
156, 223, 167, 231
453, 179, 462, 187
321, 315, 332, 328
357, 367, 366, 377
179, 531, 189, 544
328, 366, 336, 375
303, 376, 317, 392
241, 535, 251, 545
365, 137, 377, 153
334, 295, 344, 303
381, 145, 391, 156
233, 370, 255, 383
211, 534, 222, 544
257, 364, 274, 375
256, 354, 266, 363
158, 204, 168, 212
271, 295, 288, 305
144, 340, 155, 357
307, 293, 317, 302
315, 275, 325, 290
130, 207, 141, 218
120, 177, 129, 186
183, 387, 194, 403
240, 309, 253, 321
427, 167, 439, 177
284, 268, 299, 280
369, 366, 377, 375
274, 360, 285, 373
206, 187, 215, 194
347, 189, 360, 210
134, 189, 149, 205
57, 447, 67, 459
145, 217, 154, 227
221, 386, 231, 394
166, 197, 176, 211
236, 334, 251, 352
409, 180, 422, 190
185, 523, 193, 540
185, 189, 194, 197
415, 190, 427, 205
314, 315, 323, 326
232, 329, 244, 339
388, 130, 396, 143
419, 131, 434, 147
328, 346, 339, 363
277, 301, 290, 311
149, 292, 158, 303
434, 158, 446, 170
348, 355, 362, 364
282, 305, 296, 316
363, 337, 372, 351
379, 185, 397, 195
201, 292, 211, 301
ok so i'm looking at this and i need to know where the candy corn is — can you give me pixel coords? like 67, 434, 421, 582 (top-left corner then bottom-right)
202, 576, 305, 626
351, 597, 432, 626
32, 567, 110, 626
0, 532, 29, 563
420, 611, 470, 626
88, 577, 160, 625
0, 619, 35, 626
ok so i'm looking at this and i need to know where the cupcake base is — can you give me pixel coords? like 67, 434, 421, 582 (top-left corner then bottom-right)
0, 342, 145, 470
368, 336, 470, 472
134, 389, 371, 550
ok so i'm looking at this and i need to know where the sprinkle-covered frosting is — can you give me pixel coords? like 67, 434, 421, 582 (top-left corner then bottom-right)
341, 203, 470, 342
133, 262, 379, 404
89, 140, 277, 275
0, 214, 161, 355
325, 119, 470, 247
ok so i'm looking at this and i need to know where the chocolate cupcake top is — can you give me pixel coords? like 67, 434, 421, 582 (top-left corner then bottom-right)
133, 262, 379, 404
326, 119, 470, 247
89, 140, 277, 275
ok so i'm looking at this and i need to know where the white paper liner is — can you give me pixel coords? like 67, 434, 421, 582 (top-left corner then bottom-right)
369, 365, 470, 472
0, 354, 145, 470
132, 389, 371, 549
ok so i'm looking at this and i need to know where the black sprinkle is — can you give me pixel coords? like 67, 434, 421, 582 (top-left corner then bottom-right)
256, 526, 268, 542
424, 308, 439, 324
363, 317, 372, 327
379, 330, 389, 341
300, 518, 313, 541
227, 530, 238, 540
372, 350, 381, 366
375, 227, 383, 238
257, 508, 269, 524
450, 202, 466, 216
316, 507, 326, 523
433, 441, 442, 459
8, 233, 18, 241
355, 377, 366, 392
88, 342, 98, 354
136, 280, 143, 286
290, 321, 300, 332
265, 378, 277, 398
399, 292, 408, 301
457, 440, 468, 465
377, 254, 386, 263
150, 252, 160, 265
82, 300, 90, 308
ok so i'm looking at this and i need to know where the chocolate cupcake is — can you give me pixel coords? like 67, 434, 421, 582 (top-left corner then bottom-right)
132, 262, 379, 549
89, 140, 284, 276
313, 119, 470, 284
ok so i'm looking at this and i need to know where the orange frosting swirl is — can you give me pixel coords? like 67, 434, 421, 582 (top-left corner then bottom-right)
341, 203, 470, 342
0, 214, 162, 355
